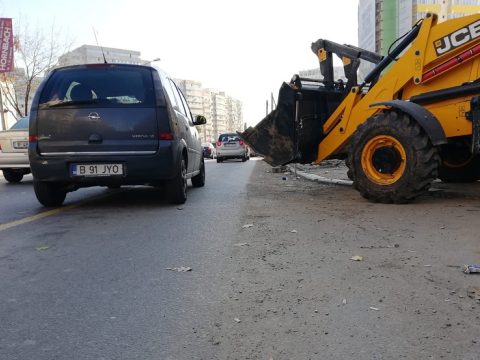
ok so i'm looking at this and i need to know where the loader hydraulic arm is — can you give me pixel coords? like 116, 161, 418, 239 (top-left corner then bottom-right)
311, 40, 383, 90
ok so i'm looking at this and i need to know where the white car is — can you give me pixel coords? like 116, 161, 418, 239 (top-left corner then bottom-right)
0, 116, 30, 183
216, 133, 250, 162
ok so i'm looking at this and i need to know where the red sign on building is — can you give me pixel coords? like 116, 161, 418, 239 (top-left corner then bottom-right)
0, 18, 14, 73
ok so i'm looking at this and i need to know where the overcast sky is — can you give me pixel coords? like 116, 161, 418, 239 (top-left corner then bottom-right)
3, 0, 359, 126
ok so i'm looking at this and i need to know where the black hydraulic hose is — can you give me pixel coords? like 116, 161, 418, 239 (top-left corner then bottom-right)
359, 20, 423, 90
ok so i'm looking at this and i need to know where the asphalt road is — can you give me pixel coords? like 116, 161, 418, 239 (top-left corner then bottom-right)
2, 159, 479, 360
0, 158, 257, 360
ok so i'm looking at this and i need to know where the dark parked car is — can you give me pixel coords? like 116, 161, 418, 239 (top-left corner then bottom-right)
29, 63, 206, 206
202, 142, 216, 159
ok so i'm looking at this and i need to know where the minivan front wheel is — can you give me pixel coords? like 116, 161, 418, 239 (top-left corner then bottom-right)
169, 158, 187, 204
34, 181, 67, 207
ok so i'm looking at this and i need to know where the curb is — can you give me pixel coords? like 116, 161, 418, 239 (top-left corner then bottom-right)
287, 165, 353, 187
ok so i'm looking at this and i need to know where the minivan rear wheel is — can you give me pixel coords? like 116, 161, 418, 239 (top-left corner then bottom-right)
169, 158, 187, 204
192, 159, 205, 187
34, 181, 67, 207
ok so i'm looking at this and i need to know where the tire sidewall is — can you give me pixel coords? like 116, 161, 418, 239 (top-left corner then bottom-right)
169, 158, 187, 204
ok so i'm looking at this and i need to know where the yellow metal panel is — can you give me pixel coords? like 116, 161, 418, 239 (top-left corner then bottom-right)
451, 5, 480, 14
318, 49, 327, 61
416, 4, 441, 13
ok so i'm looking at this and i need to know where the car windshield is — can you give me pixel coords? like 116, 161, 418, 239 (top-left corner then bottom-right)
9, 116, 29, 130
38, 65, 155, 108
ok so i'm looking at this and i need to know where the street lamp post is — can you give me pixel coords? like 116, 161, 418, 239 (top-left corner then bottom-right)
142, 57, 161, 65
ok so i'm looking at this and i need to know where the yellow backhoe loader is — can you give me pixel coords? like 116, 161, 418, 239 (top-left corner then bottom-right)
241, 13, 480, 203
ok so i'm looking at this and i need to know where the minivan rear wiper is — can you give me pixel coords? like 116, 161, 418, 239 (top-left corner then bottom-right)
43, 99, 101, 108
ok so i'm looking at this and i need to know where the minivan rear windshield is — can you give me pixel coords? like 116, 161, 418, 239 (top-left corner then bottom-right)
39, 65, 155, 108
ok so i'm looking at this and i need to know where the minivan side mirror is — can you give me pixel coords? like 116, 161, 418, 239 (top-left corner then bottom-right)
193, 115, 207, 125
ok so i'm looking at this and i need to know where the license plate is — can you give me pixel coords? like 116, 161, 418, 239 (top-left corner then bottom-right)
71, 163, 124, 177
12, 141, 28, 149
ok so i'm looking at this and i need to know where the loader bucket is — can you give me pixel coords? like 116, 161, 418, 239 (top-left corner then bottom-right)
240, 82, 297, 167
240, 81, 345, 166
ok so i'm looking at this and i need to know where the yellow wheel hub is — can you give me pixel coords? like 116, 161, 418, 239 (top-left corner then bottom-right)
361, 135, 406, 185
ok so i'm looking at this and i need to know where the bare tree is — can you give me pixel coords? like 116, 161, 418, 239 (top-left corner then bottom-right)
0, 16, 73, 119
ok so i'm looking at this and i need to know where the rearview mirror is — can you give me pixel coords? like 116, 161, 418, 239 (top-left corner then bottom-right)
193, 115, 207, 125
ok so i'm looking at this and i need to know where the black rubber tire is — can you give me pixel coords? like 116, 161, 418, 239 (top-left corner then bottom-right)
191, 159, 205, 187
216, 157, 222, 163
33, 181, 67, 207
2, 169, 24, 183
242, 156, 247, 162
345, 158, 354, 181
169, 158, 187, 204
438, 142, 480, 183
347, 111, 440, 203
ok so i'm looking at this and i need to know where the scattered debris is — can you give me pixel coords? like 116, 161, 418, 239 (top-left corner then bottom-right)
234, 317, 241, 323
177, 207, 184, 210
242, 224, 254, 229
407, 250, 416, 253
290, 229, 298, 233
271, 166, 287, 173
359, 244, 398, 249
369, 306, 380, 311
467, 287, 480, 301
165, 267, 192, 272
424, 264, 432, 267
463, 264, 480, 274
234, 242, 249, 247
282, 176, 288, 181
342, 298, 347, 305
35, 246, 49, 251
350, 255, 363, 261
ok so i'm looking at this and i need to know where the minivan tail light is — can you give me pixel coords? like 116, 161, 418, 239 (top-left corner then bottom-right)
239, 139, 244, 146
159, 132, 173, 140
28, 135, 38, 142
216, 141, 222, 147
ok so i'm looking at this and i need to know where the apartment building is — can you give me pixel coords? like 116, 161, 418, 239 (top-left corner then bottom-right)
358, 0, 480, 78
57, 45, 142, 66
175, 79, 243, 144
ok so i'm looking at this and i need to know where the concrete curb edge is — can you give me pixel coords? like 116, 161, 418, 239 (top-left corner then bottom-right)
287, 165, 353, 187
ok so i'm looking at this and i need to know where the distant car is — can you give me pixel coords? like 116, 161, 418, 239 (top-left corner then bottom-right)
0, 115, 31, 183
202, 142, 216, 159
28, 63, 206, 206
216, 133, 250, 162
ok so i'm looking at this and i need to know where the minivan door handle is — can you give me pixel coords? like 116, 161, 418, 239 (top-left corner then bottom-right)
88, 133, 103, 144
